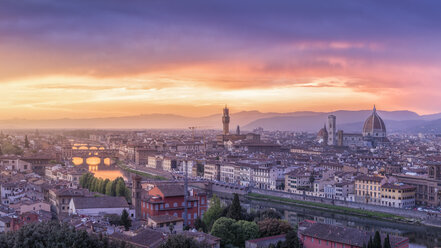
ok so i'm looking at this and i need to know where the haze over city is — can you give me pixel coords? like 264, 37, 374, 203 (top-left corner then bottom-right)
2, 1, 441, 248
1, 0, 441, 120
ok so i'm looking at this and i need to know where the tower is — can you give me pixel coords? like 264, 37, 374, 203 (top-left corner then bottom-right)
222, 105, 230, 135
131, 175, 142, 219
327, 115, 336, 146
236, 125, 240, 135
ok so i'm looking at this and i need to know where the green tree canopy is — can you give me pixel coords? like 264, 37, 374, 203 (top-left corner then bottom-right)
202, 195, 224, 232
257, 218, 293, 238
160, 234, 210, 248
373, 231, 382, 248
120, 209, 132, 231
226, 194, 242, 220
210, 217, 237, 247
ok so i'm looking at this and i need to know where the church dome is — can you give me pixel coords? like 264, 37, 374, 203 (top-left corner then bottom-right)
362, 106, 386, 138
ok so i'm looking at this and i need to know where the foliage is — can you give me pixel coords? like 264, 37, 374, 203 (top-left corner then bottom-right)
255, 209, 282, 221
0, 221, 132, 248
194, 217, 206, 232
120, 209, 132, 231
80, 173, 131, 202
0, 141, 23, 155
373, 231, 382, 248
232, 220, 259, 247
257, 218, 292, 238
24, 135, 30, 148
202, 195, 224, 232
278, 229, 302, 248
210, 217, 258, 248
160, 234, 210, 248
383, 234, 391, 248
226, 194, 242, 220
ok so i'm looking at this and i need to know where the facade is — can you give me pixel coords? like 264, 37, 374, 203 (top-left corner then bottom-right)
220, 164, 239, 184
140, 184, 207, 226
285, 170, 312, 192
394, 163, 441, 207
355, 175, 384, 205
48, 188, 89, 214
147, 215, 184, 233
380, 183, 416, 208
204, 162, 221, 181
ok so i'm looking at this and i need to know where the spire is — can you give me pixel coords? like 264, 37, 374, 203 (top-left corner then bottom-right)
373, 104, 376, 113
324, 123, 327, 131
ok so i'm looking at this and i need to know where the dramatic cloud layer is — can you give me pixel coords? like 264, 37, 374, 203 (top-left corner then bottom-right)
0, 0, 440, 119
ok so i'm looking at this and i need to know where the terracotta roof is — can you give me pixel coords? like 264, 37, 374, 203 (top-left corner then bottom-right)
148, 215, 183, 224
154, 184, 185, 197
299, 222, 408, 247
72, 196, 128, 209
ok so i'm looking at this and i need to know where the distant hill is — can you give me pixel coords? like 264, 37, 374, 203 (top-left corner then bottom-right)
0, 109, 439, 133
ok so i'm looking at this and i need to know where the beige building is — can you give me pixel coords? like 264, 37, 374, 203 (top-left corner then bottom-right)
355, 175, 385, 205
380, 183, 416, 208
285, 170, 312, 193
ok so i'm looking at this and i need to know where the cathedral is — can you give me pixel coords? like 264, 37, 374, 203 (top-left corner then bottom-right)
317, 106, 389, 148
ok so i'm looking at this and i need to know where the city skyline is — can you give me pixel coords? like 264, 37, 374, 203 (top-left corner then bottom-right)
1, 0, 441, 119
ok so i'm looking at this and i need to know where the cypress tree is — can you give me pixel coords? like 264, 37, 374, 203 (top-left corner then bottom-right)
383, 234, 391, 248
373, 231, 382, 248
120, 209, 132, 231
227, 193, 242, 220
24, 135, 29, 148
368, 236, 373, 248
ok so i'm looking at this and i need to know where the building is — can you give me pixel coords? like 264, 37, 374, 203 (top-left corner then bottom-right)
298, 221, 409, 248
285, 169, 312, 192
147, 215, 184, 233
69, 196, 130, 216
394, 163, 441, 207
222, 105, 230, 135
362, 105, 388, 146
380, 183, 416, 208
204, 162, 221, 181
327, 115, 336, 146
140, 184, 207, 226
355, 175, 385, 205
48, 188, 89, 215
245, 234, 286, 248
220, 164, 239, 184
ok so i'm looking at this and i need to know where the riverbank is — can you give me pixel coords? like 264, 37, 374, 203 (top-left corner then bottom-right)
116, 162, 167, 180
246, 193, 419, 224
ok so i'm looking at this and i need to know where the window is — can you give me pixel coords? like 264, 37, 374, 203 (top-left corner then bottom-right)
173, 202, 177, 207
165, 203, 169, 208
194, 213, 197, 219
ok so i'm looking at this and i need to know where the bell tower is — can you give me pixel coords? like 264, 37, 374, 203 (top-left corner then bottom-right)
131, 175, 142, 219
222, 105, 230, 135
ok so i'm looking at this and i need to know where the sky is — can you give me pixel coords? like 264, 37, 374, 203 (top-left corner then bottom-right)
1, 0, 441, 119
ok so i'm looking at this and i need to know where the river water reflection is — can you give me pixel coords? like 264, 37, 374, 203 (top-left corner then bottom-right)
217, 194, 441, 248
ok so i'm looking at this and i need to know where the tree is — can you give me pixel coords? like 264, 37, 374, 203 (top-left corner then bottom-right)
24, 135, 29, 148
101, 179, 110, 194
210, 217, 237, 247
280, 229, 302, 248
106, 180, 117, 196
232, 220, 259, 247
194, 217, 206, 232
203, 195, 223, 231
116, 179, 126, 197
227, 194, 242, 220
160, 234, 210, 248
120, 209, 132, 231
373, 231, 382, 248
258, 218, 293, 238
383, 234, 391, 248
368, 236, 373, 248
0, 221, 132, 248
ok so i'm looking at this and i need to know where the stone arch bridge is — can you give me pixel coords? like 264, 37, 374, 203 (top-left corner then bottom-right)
62, 144, 119, 166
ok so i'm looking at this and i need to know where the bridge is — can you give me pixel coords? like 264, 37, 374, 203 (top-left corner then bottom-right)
62, 143, 119, 166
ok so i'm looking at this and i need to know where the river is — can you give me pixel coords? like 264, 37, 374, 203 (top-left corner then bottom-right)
216, 193, 441, 248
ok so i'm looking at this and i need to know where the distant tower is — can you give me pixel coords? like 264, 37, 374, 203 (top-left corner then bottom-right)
131, 175, 142, 219
222, 106, 230, 135
322, 123, 328, 145
327, 115, 336, 146
236, 125, 240, 135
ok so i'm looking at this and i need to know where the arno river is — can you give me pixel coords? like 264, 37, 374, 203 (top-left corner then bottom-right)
78, 161, 440, 248
218, 193, 441, 248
